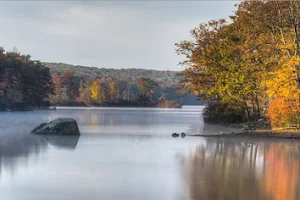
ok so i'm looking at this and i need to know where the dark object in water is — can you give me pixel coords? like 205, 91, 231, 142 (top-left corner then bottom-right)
31, 118, 80, 135
172, 133, 179, 137
181, 132, 186, 138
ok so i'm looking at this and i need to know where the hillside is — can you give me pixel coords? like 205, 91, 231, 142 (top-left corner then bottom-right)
44, 62, 202, 105
43, 62, 179, 85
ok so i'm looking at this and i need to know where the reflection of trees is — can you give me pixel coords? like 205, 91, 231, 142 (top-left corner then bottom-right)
0, 133, 47, 177
89, 112, 100, 126
179, 138, 300, 200
35, 135, 80, 150
187, 124, 242, 136
0, 133, 80, 177
264, 143, 300, 200
187, 124, 204, 135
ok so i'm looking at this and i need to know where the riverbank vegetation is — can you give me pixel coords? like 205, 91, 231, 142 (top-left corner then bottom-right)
0, 48, 53, 111
49, 72, 181, 108
176, 1, 300, 129
46, 62, 185, 108
0, 48, 187, 110
45, 62, 201, 107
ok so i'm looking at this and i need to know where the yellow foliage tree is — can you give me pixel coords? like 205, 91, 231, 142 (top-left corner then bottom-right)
89, 80, 106, 104
90, 80, 100, 101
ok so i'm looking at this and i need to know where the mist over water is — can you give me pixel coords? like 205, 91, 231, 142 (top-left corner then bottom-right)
0, 107, 300, 200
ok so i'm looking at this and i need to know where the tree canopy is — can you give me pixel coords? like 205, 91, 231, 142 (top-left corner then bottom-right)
0, 48, 53, 110
176, 0, 300, 127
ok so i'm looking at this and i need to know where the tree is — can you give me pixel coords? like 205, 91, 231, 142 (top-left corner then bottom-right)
175, 1, 300, 124
0, 47, 53, 109
136, 77, 158, 106
107, 79, 120, 102
267, 97, 298, 128
21, 60, 54, 106
136, 77, 158, 96
77, 80, 93, 105
175, 19, 259, 121
61, 72, 78, 102
89, 79, 106, 104
50, 73, 62, 104
50, 72, 78, 104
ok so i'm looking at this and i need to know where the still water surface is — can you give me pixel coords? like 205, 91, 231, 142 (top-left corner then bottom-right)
0, 107, 300, 200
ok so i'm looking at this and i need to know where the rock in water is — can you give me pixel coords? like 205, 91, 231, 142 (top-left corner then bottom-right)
172, 133, 179, 137
181, 132, 186, 138
31, 118, 80, 135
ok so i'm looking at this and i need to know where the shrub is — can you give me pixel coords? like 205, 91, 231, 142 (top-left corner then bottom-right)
203, 101, 247, 124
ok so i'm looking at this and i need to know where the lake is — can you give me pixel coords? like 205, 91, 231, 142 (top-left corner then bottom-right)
0, 107, 300, 200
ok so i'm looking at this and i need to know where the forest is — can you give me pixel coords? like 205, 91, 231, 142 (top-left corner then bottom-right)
49, 72, 181, 108
176, 1, 300, 128
0, 49, 200, 111
0, 48, 53, 111
45, 62, 191, 107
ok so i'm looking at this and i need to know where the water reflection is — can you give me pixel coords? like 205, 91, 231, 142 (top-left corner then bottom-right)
187, 123, 242, 136
0, 133, 80, 177
3, 108, 300, 200
35, 135, 80, 150
180, 138, 300, 200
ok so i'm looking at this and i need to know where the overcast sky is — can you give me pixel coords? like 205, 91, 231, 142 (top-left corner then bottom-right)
0, 1, 237, 71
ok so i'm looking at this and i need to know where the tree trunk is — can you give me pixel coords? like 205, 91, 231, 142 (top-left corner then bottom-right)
244, 101, 251, 122
255, 95, 261, 117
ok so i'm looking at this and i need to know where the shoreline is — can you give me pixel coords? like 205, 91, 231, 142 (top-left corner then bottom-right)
191, 130, 300, 139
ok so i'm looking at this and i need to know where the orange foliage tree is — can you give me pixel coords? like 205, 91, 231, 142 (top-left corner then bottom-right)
266, 57, 300, 128
267, 97, 298, 128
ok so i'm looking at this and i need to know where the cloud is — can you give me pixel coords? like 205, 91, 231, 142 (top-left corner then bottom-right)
0, 1, 237, 70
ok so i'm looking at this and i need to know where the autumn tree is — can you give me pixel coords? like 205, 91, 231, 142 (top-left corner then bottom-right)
176, 1, 300, 125
60, 72, 78, 102
136, 77, 158, 106
237, 1, 300, 125
50, 72, 78, 104
137, 77, 158, 97
107, 79, 120, 102
76, 79, 84, 102
0, 47, 53, 110
21, 59, 54, 106
89, 79, 106, 104
176, 19, 260, 121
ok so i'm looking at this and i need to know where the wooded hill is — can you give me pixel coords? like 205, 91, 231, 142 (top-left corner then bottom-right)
44, 62, 178, 85
44, 62, 201, 106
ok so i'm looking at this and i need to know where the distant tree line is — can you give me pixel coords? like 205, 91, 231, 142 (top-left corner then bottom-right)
50, 73, 181, 108
0, 48, 198, 111
46, 62, 200, 107
0, 48, 53, 111
43, 62, 177, 85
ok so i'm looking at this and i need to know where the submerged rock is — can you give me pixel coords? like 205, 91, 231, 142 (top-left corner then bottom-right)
31, 118, 80, 135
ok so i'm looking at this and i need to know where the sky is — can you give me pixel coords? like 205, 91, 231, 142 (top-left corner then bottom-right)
0, 1, 238, 71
